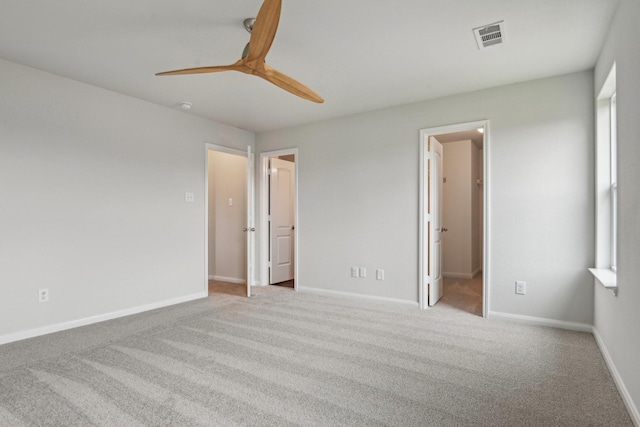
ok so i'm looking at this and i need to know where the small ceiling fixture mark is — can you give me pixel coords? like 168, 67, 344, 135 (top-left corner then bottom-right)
473, 21, 505, 49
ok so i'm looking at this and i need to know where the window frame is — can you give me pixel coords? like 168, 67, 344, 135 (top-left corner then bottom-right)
609, 92, 617, 272
590, 64, 617, 294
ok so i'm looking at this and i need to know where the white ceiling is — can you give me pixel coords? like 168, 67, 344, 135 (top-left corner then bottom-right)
0, 0, 619, 133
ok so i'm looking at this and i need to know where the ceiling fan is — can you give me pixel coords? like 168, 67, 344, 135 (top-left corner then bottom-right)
156, 0, 324, 103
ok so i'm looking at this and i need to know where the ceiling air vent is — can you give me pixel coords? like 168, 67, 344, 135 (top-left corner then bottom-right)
473, 21, 505, 49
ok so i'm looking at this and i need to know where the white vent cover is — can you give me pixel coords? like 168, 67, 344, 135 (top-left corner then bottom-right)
473, 21, 505, 49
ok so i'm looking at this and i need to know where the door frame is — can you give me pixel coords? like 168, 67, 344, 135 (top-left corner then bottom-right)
259, 148, 299, 290
204, 143, 254, 295
418, 121, 490, 317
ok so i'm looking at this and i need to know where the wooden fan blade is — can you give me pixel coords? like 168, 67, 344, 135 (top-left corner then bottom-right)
156, 60, 247, 76
259, 63, 324, 103
245, 0, 281, 64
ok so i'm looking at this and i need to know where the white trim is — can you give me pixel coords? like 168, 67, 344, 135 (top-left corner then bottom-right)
419, 120, 490, 316
443, 269, 482, 280
259, 148, 299, 291
594, 64, 617, 275
593, 328, 640, 426
487, 311, 593, 333
298, 286, 419, 308
204, 143, 250, 296
0, 292, 207, 346
588, 268, 618, 295
211, 275, 246, 284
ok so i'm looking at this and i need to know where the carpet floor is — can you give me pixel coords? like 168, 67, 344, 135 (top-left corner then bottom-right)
0, 284, 632, 426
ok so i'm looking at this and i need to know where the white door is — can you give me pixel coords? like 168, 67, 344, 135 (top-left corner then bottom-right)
428, 137, 444, 306
245, 146, 255, 297
269, 158, 295, 284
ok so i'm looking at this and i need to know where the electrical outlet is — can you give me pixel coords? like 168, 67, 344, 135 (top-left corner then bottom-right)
515, 281, 526, 295
359, 267, 367, 278
38, 288, 49, 303
376, 269, 385, 280
351, 267, 359, 278
185, 192, 195, 202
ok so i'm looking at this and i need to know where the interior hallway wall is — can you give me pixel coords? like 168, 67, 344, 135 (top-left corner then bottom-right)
442, 139, 478, 278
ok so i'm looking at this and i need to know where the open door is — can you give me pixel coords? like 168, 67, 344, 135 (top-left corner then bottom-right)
245, 146, 255, 297
428, 137, 444, 306
269, 157, 295, 284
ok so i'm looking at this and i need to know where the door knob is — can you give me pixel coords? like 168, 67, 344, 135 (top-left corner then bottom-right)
243, 227, 248, 232
442, 227, 448, 232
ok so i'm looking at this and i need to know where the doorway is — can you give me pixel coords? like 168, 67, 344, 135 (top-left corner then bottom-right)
205, 144, 255, 297
259, 149, 298, 290
419, 121, 489, 317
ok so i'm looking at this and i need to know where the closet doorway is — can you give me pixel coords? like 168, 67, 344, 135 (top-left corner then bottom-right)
205, 144, 255, 297
419, 122, 489, 317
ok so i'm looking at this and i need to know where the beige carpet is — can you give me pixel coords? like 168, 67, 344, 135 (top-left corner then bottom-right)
0, 284, 632, 426
441, 274, 483, 317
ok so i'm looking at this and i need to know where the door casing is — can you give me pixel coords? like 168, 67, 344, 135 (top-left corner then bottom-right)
419, 121, 490, 316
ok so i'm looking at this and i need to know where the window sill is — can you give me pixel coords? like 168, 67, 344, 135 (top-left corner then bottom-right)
589, 268, 618, 296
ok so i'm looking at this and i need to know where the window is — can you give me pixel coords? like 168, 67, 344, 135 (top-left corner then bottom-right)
609, 92, 617, 271
590, 64, 617, 294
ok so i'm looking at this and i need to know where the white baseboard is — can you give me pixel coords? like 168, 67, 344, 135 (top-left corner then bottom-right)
443, 268, 482, 280
593, 328, 640, 426
0, 291, 208, 346
487, 311, 593, 333
212, 275, 245, 284
298, 286, 419, 308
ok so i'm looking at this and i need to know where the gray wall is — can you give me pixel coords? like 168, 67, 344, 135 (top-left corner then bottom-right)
0, 58, 254, 341
593, 0, 640, 420
256, 70, 595, 324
